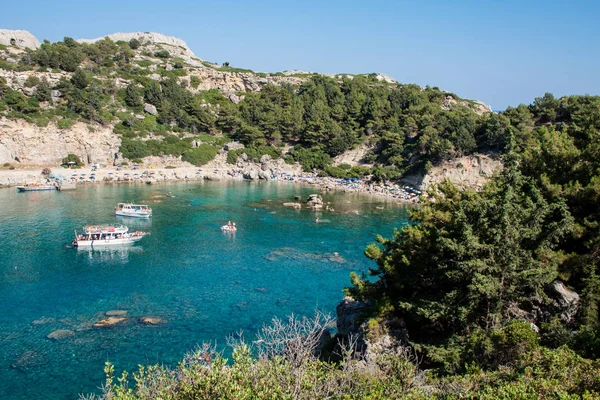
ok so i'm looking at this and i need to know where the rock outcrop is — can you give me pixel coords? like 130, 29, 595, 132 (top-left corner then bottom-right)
442, 95, 492, 115
0, 29, 40, 49
93, 316, 126, 327
78, 31, 196, 58
403, 153, 503, 191
139, 316, 166, 325
547, 280, 580, 324
0, 118, 120, 166
46, 329, 75, 340
306, 194, 324, 210
336, 296, 367, 338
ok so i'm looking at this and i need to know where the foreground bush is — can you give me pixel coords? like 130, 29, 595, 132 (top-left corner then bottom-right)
84, 313, 600, 400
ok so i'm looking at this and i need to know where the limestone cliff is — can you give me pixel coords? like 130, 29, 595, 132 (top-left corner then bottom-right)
0, 118, 120, 166
402, 153, 503, 191
0, 29, 40, 49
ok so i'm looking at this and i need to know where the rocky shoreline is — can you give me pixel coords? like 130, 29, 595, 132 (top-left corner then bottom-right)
0, 161, 421, 203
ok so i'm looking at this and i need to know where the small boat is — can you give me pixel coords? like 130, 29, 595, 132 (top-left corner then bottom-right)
72, 225, 148, 247
114, 203, 152, 218
16, 183, 56, 192
221, 224, 237, 232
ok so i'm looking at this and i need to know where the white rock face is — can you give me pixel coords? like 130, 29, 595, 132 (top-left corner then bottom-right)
0, 118, 120, 166
77, 32, 197, 59
0, 29, 40, 49
404, 153, 503, 191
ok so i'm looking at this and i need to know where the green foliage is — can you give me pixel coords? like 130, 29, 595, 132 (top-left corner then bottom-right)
57, 118, 74, 129
287, 146, 331, 171
35, 77, 52, 102
23, 75, 40, 88
154, 49, 170, 59
189, 75, 201, 89
347, 150, 573, 369
124, 83, 143, 107
85, 318, 600, 400
61, 153, 83, 166
181, 144, 218, 166
70, 68, 90, 89
226, 145, 281, 164
129, 38, 141, 49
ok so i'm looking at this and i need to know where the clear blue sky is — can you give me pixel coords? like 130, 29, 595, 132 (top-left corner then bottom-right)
2, 0, 599, 110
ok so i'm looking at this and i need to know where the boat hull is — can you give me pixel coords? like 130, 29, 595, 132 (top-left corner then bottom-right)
74, 236, 144, 247
115, 210, 152, 218
17, 186, 56, 192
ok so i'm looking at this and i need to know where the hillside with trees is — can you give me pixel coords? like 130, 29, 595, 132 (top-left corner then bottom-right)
2, 32, 600, 398
1, 34, 494, 180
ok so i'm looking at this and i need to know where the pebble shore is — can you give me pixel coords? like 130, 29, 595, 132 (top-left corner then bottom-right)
0, 164, 421, 203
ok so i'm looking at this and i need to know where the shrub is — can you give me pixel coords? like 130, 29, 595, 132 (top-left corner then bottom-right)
135, 60, 153, 68
182, 144, 218, 166
190, 76, 201, 89
41, 167, 52, 176
61, 153, 83, 167
227, 146, 281, 164
288, 147, 331, 171
120, 138, 150, 160
129, 38, 141, 49
467, 320, 539, 368
321, 165, 348, 179
24, 75, 40, 88
57, 119, 74, 129
154, 49, 169, 59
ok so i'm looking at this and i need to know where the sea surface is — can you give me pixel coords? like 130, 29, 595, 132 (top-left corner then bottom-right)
0, 180, 409, 399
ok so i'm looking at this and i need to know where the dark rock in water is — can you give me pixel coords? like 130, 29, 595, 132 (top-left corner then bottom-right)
11, 350, 47, 372
31, 317, 56, 326
105, 310, 128, 317
139, 316, 166, 325
294, 196, 302, 201
47, 329, 75, 341
93, 317, 126, 327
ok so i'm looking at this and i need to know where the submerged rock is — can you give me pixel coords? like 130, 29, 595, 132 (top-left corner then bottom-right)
139, 316, 166, 325
93, 317, 126, 328
11, 350, 47, 372
47, 329, 75, 341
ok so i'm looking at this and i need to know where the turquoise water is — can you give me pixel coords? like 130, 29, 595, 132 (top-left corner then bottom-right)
0, 181, 409, 399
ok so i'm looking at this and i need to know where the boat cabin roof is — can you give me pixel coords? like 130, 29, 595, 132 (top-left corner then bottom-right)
83, 225, 128, 234
117, 203, 149, 207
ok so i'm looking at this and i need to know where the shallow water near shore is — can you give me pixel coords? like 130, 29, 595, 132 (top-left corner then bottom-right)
0, 180, 409, 399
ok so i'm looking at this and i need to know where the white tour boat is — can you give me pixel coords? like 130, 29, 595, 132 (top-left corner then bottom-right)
114, 203, 152, 218
72, 225, 148, 247
17, 183, 56, 192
